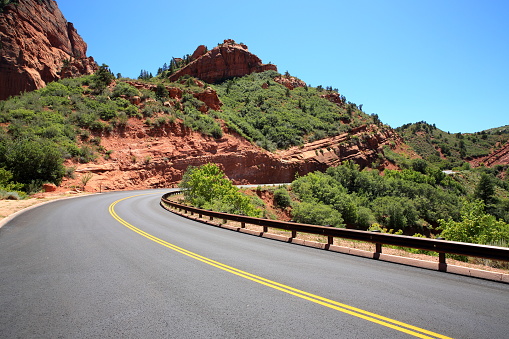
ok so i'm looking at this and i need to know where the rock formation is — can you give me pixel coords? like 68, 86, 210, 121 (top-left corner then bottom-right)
274, 75, 307, 90
61, 119, 402, 192
126, 81, 223, 112
469, 140, 509, 168
0, 0, 97, 100
169, 39, 277, 83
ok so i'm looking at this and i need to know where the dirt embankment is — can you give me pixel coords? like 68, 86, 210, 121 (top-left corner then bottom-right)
58, 118, 402, 194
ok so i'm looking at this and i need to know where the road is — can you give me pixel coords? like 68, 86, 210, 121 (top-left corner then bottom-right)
1, 189, 508, 338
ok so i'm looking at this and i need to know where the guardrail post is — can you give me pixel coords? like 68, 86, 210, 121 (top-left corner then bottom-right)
438, 252, 447, 272
437, 237, 447, 272
372, 230, 382, 259
263, 226, 268, 233
292, 230, 297, 238
241, 222, 245, 228
327, 236, 334, 249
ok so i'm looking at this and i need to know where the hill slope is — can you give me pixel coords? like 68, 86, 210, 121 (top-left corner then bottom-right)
0, 57, 404, 193
396, 121, 509, 169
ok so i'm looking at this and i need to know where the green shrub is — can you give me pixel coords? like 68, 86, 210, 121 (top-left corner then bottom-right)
273, 187, 291, 207
112, 82, 140, 98
0, 190, 24, 200
371, 196, 418, 230
292, 201, 344, 227
4, 138, 65, 185
439, 200, 509, 246
179, 163, 261, 217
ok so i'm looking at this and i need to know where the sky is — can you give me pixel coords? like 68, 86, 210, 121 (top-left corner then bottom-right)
57, 0, 508, 133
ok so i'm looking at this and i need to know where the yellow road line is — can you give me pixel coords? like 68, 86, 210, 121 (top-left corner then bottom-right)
109, 194, 453, 339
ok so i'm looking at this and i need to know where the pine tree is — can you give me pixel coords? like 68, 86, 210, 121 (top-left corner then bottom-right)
475, 173, 495, 206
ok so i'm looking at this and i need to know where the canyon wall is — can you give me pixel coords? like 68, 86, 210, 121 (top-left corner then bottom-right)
0, 0, 97, 100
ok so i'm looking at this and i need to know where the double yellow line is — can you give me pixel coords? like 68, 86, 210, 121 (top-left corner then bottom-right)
109, 194, 453, 339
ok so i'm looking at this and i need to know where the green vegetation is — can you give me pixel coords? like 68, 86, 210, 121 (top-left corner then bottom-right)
289, 161, 509, 241
396, 121, 509, 169
292, 202, 344, 227
291, 162, 460, 231
438, 200, 509, 249
273, 186, 291, 208
179, 163, 261, 217
0, 73, 127, 193
0, 69, 226, 194
212, 71, 372, 150
281, 160, 509, 264
144, 69, 375, 150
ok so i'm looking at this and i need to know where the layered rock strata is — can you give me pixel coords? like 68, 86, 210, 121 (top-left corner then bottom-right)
0, 0, 97, 100
169, 39, 277, 84
63, 120, 401, 192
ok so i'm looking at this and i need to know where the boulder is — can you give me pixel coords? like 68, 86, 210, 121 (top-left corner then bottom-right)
194, 87, 222, 111
42, 183, 57, 192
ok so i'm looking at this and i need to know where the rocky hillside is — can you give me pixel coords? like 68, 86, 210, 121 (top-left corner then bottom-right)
0, 0, 97, 100
470, 140, 509, 168
58, 73, 402, 192
168, 39, 277, 83
0, 29, 405, 193
396, 122, 509, 169
63, 115, 400, 192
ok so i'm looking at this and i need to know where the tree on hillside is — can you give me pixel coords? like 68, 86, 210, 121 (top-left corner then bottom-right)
91, 64, 114, 92
179, 163, 261, 217
475, 173, 496, 207
4, 138, 65, 187
138, 69, 153, 80
412, 158, 428, 174
156, 84, 168, 102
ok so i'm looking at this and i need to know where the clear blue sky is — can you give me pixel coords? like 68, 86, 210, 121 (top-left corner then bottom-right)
58, 0, 508, 133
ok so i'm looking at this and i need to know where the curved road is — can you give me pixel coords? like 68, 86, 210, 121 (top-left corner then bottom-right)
1, 189, 508, 338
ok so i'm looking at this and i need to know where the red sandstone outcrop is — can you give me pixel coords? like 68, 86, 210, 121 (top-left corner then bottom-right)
469, 140, 509, 168
277, 124, 402, 170
126, 81, 222, 112
274, 76, 307, 90
0, 0, 97, 100
169, 39, 278, 84
195, 87, 222, 111
60, 118, 403, 192
321, 92, 346, 106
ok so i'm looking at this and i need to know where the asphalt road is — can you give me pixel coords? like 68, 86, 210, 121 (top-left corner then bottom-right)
1, 189, 508, 338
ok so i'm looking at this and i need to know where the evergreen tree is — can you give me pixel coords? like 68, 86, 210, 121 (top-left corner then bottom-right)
138, 69, 153, 80
91, 64, 114, 92
475, 173, 495, 206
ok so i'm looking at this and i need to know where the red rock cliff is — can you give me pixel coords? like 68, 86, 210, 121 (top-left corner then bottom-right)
169, 39, 278, 83
0, 0, 97, 100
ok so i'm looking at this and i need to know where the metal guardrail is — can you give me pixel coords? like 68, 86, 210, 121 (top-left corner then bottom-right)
160, 191, 509, 265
